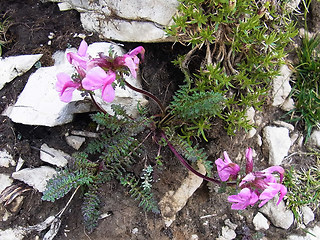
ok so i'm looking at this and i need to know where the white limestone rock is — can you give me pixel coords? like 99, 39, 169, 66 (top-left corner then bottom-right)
3, 42, 147, 126
260, 197, 294, 230
263, 126, 291, 165
40, 144, 69, 167
281, 98, 295, 111
15, 157, 25, 172
42, 0, 179, 42
0, 174, 13, 194
273, 120, 295, 132
301, 206, 314, 225
0, 150, 16, 168
287, 224, 320, 240
221, 226, 236, 240
0, 228, 25, 240
272, 65, 293, 107
159, 163, 206, 227
65, 135, 85, 150
245, 107, 255, 125
253, 212, 270, 230
0, 54, 42, 90
246, 128, 257, 139
216, 226, 236, 240
12, 166, 56, 193
285, 0, 302, 12
71, 130, 98, 138
308, 130, 320, 148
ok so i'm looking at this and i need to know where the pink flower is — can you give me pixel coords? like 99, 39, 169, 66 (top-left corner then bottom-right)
228, 188, 259, 210
263, 166, 285, 183
56, 73, 81, 102
66, 40, 89, 70
245, 147, 253, 174
215, 151, 240, 181
258, 183, 287, 207
82, 67, 116, 102
114, 46, 145, 78
220, 148, 288, 210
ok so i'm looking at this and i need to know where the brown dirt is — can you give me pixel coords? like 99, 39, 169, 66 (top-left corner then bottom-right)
0, 1, 318, 240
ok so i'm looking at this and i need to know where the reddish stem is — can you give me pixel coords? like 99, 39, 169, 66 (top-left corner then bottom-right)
123, 79, 166, 114
160, 131, 235, 185
89, 92, 108, 114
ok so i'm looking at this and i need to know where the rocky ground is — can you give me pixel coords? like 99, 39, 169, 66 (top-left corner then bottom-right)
0, 0, 319, 240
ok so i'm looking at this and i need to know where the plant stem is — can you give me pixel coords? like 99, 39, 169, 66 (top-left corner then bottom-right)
89, 92, 108, 114
123, 79, 166, 114
160, 131, 235, 185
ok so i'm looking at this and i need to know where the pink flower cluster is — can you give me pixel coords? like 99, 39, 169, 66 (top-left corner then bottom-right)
56, 40, 145, 102
215, 148, 287, 210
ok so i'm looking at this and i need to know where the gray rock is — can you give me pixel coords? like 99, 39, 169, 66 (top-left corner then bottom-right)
285, 0, 301, 12
0, 54, 42, 90
281, 98, 295, 111
287, 223, 320, 240
273, 120, 295, 132
0, 228, 25, 240
12, 166, 57, 193
253, 212, 269, 230
260, 197, 294, 230
3, 42, 147, 126
309, 130, 320, 148
0, 150, 16, 168
217, 226, 236, 240
15, 157, 25, 172
301, 206, 314, 225
245, 107, 255, 125
70, 130, 98, 138
40, 144, 69, 167
42, 0, 179, 42
159, 163, 205, 227
246, 128, 257, 139
263, 126, 291, 165
0, 174, 13, 193
65, 135, 85, 150
272, 65, 293, 107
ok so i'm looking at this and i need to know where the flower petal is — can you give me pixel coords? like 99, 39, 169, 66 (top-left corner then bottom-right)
101, 84, 115, 102
245, 147, 253, 174
258, 183, 287, 207
228, 188, 258, 210
124, 57, 137, 78
56, 73, 80, 102
82, 67, 108, 90
60, 87, 75, 102
215, 152, 240, 182
56, 73, 71, 91
129, 46, 145, 61
263, 166, 285, 183
78, 40, 88, 57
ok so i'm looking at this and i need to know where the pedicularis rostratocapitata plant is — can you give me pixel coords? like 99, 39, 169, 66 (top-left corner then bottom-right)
42, 39, 287, 232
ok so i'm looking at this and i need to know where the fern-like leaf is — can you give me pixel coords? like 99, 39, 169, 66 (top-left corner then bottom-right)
82, 186, 101, 233
170, 85, 225, 121
168, 132, 208, 163
42, 169, 93, 202
120, 174, 159, 213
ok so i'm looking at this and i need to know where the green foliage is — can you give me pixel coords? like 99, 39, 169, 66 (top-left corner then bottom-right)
42, 169, 94, 202
166, 0, 298, 134
141, 165, 154, 192
120, 173, 159, 213
43, 105, 156, 232
289, 34, 320, 139
283, 152, 320, 223
166, 129, 213, 176
81, 186, 101, 233
170, 84, 225, 121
